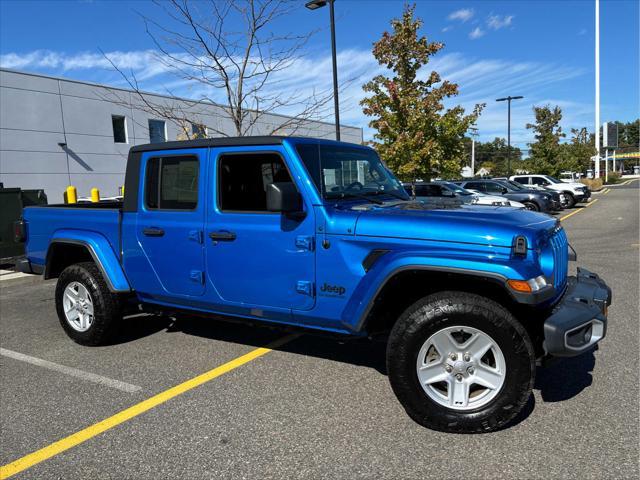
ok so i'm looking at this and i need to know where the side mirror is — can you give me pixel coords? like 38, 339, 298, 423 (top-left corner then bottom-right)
266, 182, 303, 213
442, 190, 456, 197
502, 187, 509, 194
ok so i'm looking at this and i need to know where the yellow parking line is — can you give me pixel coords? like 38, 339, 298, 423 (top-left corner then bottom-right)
0, 333, 298, 479
602, 188, 611, 195
559, 198, 599, 222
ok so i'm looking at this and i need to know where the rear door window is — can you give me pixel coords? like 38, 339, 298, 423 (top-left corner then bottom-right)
145, 156, 199, 210
465, 182, 486, 192
484, 182, 505, 194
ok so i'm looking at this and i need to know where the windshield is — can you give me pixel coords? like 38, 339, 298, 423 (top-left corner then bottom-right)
295, 143, 409, 201
546, 176, 562, 184
438, 182, 473, 195
505, 180, 526, 190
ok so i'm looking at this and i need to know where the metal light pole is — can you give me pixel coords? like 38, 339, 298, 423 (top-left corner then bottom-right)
469, 126, 478, 175
306, 0, 341, 141
496, 96, 524, 176
595, 0, 601, 178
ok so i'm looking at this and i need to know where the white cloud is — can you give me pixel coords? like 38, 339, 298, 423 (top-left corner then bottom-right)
0, 48, 589, 145
578, 28, 587, 36
448, 8, 474, 22
469, 27, 485, 40
487, 14, 514, 30
441, 26, 453, 33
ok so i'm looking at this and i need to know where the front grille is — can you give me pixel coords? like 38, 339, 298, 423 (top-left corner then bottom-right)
549, 227, 568, 290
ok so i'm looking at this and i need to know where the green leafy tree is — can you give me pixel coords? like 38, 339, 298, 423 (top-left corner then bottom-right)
464, 137, 523, 176
616, 119, 639, 149
556, 127, 594, 173
361, 4, 483, 182
526, 105, 566, 175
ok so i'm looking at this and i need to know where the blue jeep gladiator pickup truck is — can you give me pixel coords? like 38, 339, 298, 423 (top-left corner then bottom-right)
15, 136, 611, 433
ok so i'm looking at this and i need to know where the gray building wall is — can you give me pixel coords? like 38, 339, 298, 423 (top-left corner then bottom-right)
0, 69, 363, 200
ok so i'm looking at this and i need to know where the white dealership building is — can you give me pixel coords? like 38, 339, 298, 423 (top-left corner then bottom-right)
0, 68, 363, 200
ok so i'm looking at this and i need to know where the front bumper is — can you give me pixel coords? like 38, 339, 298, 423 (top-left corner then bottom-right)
574, 188, 591, 202
543, 267, 611, 357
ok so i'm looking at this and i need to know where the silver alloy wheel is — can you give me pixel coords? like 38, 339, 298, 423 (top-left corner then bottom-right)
62, 281, 95, 332
416, 326, 506, 411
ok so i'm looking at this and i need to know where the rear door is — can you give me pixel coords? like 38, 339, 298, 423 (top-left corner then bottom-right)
135, 149, 206, 297
205, 147, 315, 311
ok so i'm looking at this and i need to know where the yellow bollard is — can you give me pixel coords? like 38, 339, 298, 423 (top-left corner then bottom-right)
66, 185, 77, 204
91, 188, 100, 203
120, 185, 125, 197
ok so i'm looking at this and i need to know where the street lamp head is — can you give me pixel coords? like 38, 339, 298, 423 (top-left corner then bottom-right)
305, 0, 328, 10
496, 95, 524, 102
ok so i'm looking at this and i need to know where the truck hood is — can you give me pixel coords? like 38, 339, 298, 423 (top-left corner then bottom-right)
354, 202, 557, 248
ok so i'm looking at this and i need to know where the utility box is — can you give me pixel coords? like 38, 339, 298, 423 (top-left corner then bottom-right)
0, 188, 48, 263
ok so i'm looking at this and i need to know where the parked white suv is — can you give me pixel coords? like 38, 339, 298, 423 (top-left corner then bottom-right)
509, 174, 590, 207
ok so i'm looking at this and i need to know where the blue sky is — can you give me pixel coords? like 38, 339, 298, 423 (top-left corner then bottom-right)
1, 0, 638, 148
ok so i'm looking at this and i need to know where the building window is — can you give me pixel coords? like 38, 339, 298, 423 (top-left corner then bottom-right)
148, 119, 167, 143
218, 153, 293, 212
191, 123, 207, 138
112, 115, 128, 143
145, 156, 199, 210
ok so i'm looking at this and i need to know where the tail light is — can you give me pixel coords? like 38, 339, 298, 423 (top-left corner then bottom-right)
13, 219, 26, 243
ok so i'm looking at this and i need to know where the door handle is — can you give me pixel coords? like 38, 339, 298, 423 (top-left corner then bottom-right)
143, 227, 165, 237
209, 231, 236, 241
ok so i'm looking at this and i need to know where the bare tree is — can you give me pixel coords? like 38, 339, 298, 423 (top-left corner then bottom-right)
103, 0, 337, 139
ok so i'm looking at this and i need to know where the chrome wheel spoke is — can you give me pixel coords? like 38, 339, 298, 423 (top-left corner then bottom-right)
473, 365, 503, 390
449, 379, 470, 408
65, 306, 79, 321
465, 333, 494, 359
65, 290, 79, 304
429, 331, 458, 358
418, 361, 448, 385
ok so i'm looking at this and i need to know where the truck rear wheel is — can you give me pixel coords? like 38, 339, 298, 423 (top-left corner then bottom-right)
387, 291, 535, 433
55, 262, 122, 346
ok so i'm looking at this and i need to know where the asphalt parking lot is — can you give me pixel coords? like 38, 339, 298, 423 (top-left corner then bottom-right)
1, 181, 638, 479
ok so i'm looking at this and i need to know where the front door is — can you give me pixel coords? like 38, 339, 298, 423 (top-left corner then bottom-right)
136, 149, 205, 297
206, 148, 315, 311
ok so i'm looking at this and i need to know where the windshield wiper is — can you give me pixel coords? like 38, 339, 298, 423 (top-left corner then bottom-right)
327, 191, 384, 205
366, 189, 408, 201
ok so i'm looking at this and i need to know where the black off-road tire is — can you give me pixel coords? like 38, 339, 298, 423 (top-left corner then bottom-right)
564, 192, 576, 208
523, 201, 539, 212
387, 291, 535, 433
55, 262, 122, 346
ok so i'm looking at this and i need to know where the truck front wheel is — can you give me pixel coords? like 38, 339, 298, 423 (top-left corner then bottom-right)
55, 262, 122, 346
387, 291, 535, 433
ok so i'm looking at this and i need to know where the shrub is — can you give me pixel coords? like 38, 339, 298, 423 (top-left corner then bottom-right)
580, 178, 603, 191
606, 172, 622, 184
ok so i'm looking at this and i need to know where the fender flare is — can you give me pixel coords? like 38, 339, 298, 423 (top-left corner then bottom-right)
46, 230, 131, 292
342, 252, 544, 333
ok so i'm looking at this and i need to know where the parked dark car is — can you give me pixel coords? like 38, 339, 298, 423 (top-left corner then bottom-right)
403, 181, 513, 207
501, 179, 565, 210
456, 179, 558, 212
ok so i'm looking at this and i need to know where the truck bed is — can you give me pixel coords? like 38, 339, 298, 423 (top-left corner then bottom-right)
23, 203, 123, 268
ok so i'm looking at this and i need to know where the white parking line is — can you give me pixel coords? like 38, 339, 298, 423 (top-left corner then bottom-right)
0, 348, 142, 393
